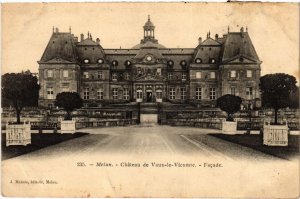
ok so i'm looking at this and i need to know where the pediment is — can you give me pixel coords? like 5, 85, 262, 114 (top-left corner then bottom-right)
44, 57, 74, 64
201, 38, 221, 46
225, 55, 257, 64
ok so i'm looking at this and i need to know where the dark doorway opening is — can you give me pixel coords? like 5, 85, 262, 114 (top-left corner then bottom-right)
146, 92, 152, 102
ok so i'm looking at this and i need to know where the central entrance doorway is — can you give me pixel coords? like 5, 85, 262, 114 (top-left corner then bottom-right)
146, 91, 152, 102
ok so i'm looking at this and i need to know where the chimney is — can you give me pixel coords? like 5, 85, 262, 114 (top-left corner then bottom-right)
215, 34, 219, 40
80, 33, 84, 41
240, 27, 244, 32
55, 27, 59, 33
74, 36, 78, 43
198, 37, 202, 44
96, 38, 100, 44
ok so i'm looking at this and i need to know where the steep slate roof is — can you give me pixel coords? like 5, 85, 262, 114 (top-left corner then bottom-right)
200, 38, 221, 46
134, 42, 165, 61
39, 28, 260, 68
221, 32, 260, 63
76, 38, 106, 64
77, 39, 99, 46
40, 32, 78, 63
132, 42, 166, 49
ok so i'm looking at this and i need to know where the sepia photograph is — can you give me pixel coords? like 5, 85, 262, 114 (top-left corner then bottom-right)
1, 2, 299, 198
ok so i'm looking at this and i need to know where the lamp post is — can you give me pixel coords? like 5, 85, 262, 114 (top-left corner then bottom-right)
246, 100, 253, 134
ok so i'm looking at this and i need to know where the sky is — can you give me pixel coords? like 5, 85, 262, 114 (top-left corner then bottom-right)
2, 3, 299, 81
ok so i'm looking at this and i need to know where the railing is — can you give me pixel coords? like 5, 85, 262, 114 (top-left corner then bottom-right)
75, 119, 138, 129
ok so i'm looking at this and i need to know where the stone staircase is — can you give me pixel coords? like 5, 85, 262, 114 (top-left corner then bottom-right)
139, 103, 158, 114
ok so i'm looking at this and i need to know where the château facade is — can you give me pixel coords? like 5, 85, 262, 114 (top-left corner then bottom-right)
38, 16, 261, 109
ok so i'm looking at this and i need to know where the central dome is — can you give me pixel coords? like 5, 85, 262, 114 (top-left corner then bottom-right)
132, 41, 166, 49
132, 16, 166, 49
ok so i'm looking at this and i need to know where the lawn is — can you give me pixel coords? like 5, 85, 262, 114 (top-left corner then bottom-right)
210, 134, 299, 160
2, 132, 88, 160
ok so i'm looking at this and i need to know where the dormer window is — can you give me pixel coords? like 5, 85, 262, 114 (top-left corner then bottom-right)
167, 60, 174, 67
83, 59, 89, 64
125, 60, 132, 67
180, 60, 187, 68
112, 60, 118, 67
97, 58, 104, 64
195, 58, 202, 64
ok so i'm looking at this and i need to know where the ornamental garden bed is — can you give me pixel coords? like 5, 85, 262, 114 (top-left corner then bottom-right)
2, 132, 88, 160
210, 134, 299, 160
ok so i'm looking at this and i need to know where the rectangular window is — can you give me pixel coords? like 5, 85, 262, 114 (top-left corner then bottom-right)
169, 88, 175, 100
47, 87, 54, 99
230, 70, 236, 78
180, 87, 187, 100
168, 73, 173, 80
62, 87, 69, 92
47, 70, 53, 78
182, 73, 187, 80
98, 71, 103, 79
83, 88, 89, 99
209, 88, 216, 100
83, 72, 89, 79
137, 90, 143, 99
97, 88, 103, 100
157, 68, 162, 76
63, 70, 68, 78
123, 88, 129, 100
156, 91, 162, 99
195, 87, 202, 100
112, 88, 118, 99
230, 87, 236, 95
196, 72, 201, 79
112, 73, 118, 81
246, 87, 253, 97
246, 70, 252, 78
210, 71, 216, 79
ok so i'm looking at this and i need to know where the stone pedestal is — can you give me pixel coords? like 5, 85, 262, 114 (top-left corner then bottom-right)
61, 120, 76, 134
222, 121, 237, 134
6, 122, 31, 146
263, 123, 288, 146
140, 114, 158, 124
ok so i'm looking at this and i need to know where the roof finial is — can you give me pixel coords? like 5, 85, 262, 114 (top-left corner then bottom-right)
148, 15, 150, 21
246, 26, 248, 32
69, 26, 71, 33
228, 26, 230, 33
208, 31, 210, 38
53, 26, 54, 33
87, 31, 90, 38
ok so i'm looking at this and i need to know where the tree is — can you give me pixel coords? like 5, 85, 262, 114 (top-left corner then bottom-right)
216, 94, 242, 121
259, 73, 298, 124
54, 92, 83, 120
2, 72, 40, 123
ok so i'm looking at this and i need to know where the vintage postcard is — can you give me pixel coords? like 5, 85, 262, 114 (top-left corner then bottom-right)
1, 2, 299, 198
